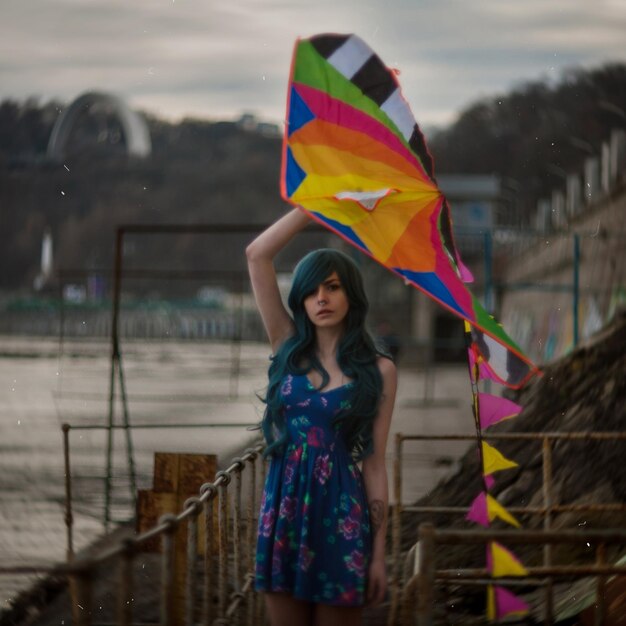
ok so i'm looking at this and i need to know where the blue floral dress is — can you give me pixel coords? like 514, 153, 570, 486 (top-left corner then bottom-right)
255, 373, 372, 606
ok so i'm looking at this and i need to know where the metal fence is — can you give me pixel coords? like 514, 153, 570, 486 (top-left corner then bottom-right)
389, 431, 626, 625
403, 524, 626, 626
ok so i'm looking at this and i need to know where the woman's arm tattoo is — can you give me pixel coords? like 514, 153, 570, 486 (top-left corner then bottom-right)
369, 499, 386, 536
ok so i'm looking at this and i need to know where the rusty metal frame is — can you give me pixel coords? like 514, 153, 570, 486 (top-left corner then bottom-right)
100, 222, 329, 531
389, 431, 626, 626
409, 523, 626, 626
104, 224, 265, 532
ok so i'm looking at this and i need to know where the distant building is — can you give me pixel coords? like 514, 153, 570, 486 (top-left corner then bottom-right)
47, 91, 151, 162
236, 113, 281, 137
437, 175, 501, 257
407, 174, 506, 365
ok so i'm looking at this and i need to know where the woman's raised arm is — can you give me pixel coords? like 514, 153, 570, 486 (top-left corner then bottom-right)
246, 207, 311, 352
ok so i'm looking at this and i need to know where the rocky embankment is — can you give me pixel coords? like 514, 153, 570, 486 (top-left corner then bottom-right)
402, 311, 626, 620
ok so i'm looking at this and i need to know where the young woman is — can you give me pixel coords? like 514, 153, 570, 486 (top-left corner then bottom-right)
246, 208, 397, 626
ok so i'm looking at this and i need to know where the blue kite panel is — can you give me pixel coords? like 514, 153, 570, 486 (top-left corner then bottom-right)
394, 269, 469, 317
285, 147, 307, 197
311, 213, 368, 252
288, 85, 316, 137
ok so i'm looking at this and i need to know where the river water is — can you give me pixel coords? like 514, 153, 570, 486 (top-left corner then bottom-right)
0, 336, 268, 610
0, 335, 474, 612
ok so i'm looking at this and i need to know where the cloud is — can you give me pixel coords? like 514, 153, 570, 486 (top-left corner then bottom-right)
1, 0, 624, 126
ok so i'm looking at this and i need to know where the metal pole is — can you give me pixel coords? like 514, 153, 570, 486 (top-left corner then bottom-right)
117, 352, 137, 511
573, 233, 580, 346
58, 277, 66, 366
104, 228, 124, 530
543, 437, 554, 625
62, 423, 74, 560
104, 359, 117, 531
229, 276, 244, 399
417, 523, 435, 626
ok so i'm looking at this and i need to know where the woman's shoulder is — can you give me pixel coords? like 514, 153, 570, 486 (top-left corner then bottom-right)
376, 354, 397, 379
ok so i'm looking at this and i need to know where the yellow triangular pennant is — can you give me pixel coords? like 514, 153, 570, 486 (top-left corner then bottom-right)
490, 541, 528, 577
486, 494, 520, 528
486, 585, 496, 620
482, 441, 518, 476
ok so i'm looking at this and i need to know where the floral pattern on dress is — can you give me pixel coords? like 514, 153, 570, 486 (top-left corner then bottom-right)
313, 454, 332, 485
344, 550, 366, 578
307, 426, 325, 447
255, 373, 371, 607
298, 545, 315, 572
338, 513, 360, 540
280, 375, 293, 397
279, 495, 298, 522
260, 508, 275, 538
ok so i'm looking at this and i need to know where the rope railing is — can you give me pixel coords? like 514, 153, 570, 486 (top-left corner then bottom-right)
1, 441, 267, 626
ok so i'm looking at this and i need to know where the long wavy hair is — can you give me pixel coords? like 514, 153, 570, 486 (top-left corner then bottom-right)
261, 248, 386, 460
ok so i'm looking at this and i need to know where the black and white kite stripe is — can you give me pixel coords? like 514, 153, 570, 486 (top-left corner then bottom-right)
310, 34, 434, 178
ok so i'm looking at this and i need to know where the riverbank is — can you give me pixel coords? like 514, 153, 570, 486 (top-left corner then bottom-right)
0, 335, 476, 620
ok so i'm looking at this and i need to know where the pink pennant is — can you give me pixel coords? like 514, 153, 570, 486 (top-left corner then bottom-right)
458, 259, 474, 283
493, 585, 529, 618
467, 346, 500, 384
466, 492, 489, 527
484, 474, 496, 490
478, 393, 522, 430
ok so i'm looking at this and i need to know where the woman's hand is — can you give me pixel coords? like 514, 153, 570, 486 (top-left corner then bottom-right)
366, 557, 387, 606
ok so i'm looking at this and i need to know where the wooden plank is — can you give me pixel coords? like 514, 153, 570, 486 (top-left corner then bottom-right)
136, 453, 219, 554
136, 490, 177, 552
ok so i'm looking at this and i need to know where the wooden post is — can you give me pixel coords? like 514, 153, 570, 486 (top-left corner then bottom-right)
137, 453, 217, 626
417, 523, 435, 626
69, 566, 93, 626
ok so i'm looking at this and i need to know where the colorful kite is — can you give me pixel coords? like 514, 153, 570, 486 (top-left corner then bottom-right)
280, 33, 540, 388
281, 32, 535, 623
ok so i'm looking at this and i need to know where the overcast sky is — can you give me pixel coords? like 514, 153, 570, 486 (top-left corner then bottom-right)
1, 0, 625, 129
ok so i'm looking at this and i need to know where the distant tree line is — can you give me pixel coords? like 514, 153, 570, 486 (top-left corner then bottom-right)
0, 62, 624, 291
429, 63, 626, 224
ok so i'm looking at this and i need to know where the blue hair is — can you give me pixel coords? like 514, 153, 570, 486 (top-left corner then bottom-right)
261, 249, 387, 461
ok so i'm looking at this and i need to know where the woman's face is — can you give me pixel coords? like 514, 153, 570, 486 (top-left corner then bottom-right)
303, 271, 350, 329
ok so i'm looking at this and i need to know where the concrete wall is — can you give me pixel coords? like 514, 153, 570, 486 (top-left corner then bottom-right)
500, 183, 626, 363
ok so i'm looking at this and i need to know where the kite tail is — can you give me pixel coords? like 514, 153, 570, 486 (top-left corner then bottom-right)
463, 321, 530, 622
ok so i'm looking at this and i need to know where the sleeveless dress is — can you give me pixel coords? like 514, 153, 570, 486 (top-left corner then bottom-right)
255, 373, 372, 606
